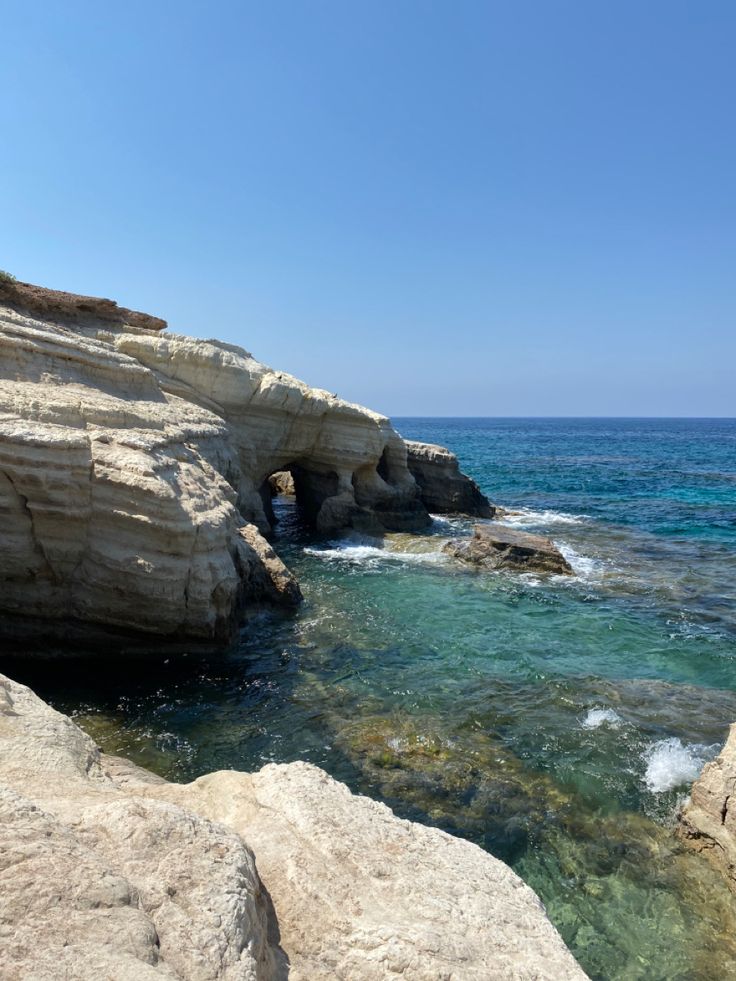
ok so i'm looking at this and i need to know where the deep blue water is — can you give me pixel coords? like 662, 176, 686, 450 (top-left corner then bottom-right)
5, 418, 736, 980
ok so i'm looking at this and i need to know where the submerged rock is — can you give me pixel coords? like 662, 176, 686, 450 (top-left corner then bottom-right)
677, 723, 736, 892
444, 523, 574, 575
404, 439, 495, 517
0, 672, 587, 980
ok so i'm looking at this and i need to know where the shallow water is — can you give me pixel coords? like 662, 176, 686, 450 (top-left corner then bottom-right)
5, 418, 736, 980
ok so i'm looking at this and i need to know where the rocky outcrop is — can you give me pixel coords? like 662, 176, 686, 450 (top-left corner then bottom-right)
405, 439, 495, 517
0, 672, 586, 980
0, 283, 454, 647
677, 724, 736, 892
268, 470, 295, 496
0, 277, 167, 332
444, 524, 574, 575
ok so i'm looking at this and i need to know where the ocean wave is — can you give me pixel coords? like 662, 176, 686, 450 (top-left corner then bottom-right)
498, 507, 588, 528
554, 542, 601, 579
643, 737, 719, 793
428, 514, 458, 531
581, 707, 623, 729
303, 538, 445, 567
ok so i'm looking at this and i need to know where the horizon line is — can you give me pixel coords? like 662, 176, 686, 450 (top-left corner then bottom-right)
388, 414, 736, 420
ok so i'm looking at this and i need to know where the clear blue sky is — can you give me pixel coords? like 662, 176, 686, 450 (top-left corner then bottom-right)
2, 1, 734, 416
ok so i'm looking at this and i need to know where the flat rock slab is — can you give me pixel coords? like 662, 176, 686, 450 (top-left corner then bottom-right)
444, 523, 574, 575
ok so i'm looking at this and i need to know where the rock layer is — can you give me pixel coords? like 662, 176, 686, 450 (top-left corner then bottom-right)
444, 524, 574, 575
0, 283, 493, 646
0, 672, 586, 980
677, 724, 736, 892
405, 439, 495, 517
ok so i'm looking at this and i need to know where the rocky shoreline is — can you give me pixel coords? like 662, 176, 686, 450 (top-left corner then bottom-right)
0, 281, 489, 651
677, 724, 736, 893
2, 281, 733, 977
0, 672, 587, 980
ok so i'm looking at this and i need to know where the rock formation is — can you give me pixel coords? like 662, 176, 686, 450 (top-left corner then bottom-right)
677, 724, 736, 892
444, 524, 573, 575
268, 470, 295, 496
0, 672, 586, 980
0, 281, 487, 649
404, 439, 495, 517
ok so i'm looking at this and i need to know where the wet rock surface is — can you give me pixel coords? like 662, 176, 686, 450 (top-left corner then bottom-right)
444, 523, 574, 575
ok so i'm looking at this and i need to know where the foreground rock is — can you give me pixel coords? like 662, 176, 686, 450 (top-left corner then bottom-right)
0, 280, 499, 647
405, 439, 495, 517
677, 724, 736, 892
444, 524, 574, 575
0, 673, 586, 980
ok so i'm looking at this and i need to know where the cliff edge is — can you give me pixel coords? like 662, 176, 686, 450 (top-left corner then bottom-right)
0, 281, 491, 649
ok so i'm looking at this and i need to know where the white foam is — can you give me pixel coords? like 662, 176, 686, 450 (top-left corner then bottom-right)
429, 514, 456, 530
643, 738, 719, 793
304, 539, 445, 567
582, 707, 623, 729
498, 507, 587, 528
554, 541, 600, 579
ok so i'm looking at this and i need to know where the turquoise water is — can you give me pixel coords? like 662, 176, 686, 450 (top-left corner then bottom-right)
4, 418, 736, 979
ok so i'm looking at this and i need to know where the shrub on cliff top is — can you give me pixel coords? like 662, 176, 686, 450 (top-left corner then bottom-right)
0, 270, 17, 284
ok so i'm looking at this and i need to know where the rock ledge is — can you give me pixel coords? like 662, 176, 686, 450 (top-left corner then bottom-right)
0, 672, 586, 980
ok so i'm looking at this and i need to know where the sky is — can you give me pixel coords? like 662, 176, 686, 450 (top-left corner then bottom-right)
2, 1, 734, 416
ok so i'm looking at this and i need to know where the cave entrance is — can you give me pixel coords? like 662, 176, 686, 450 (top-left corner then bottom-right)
260, 463, 341, 535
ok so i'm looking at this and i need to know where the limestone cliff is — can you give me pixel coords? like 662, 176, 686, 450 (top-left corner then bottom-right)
0, 672, 587, 980
405, 439, 495, 517
0, 281, 486, 648
678, 724, 736, 892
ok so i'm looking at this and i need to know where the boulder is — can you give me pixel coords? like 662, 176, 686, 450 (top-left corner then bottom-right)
444, 524, 573, 575
0, 672, 587, 980
268, 470, 295, 496
404, 439, 495, 517
677, 723, 736, 892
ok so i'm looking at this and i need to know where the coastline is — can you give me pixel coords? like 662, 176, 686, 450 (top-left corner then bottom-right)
1, 284, 735, 978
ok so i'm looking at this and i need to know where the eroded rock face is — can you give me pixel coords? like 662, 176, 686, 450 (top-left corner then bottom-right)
405, 439, 495, 517
0, 674, 283, 981
0, 284, 438, 645
677, 724, 736, 891
444, 524, 574, 575
0, 673, 586, 980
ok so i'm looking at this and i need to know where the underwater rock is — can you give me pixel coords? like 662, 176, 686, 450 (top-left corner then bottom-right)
677, 723, 736, 892
0, 672, 587, 980
404, 439, 495, 517
443, 523, 573, 575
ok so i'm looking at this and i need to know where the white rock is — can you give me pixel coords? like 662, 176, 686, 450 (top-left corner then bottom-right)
0, 672, 587, 980
0, 285, 429, 645
678, 723, 736, 892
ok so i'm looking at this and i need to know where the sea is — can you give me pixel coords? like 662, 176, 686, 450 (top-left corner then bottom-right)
5, 417, 736, 980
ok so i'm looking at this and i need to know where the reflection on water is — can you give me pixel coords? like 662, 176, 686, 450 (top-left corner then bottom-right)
3, 418, 736, 980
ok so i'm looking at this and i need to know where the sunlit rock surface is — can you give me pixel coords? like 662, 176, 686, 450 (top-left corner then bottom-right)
678, 723, 736, 891
0, 281, 442, 646
404, 439, 495, 517
0, 673, 587, 980
444, 523, 573, 575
